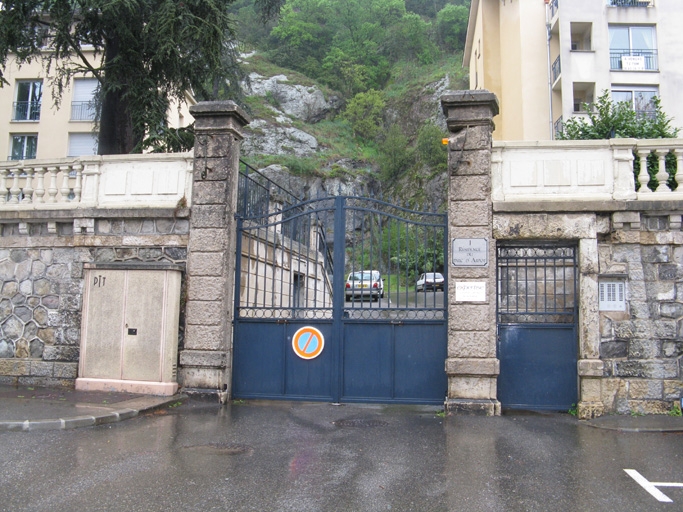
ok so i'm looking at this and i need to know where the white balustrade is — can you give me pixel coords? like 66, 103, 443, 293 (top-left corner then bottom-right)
0, 153, 193, 211
493, 138, 683, 204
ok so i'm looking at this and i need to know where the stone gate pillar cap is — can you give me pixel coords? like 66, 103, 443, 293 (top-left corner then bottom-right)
190, 101, 251, 126
441, 90, 499, 116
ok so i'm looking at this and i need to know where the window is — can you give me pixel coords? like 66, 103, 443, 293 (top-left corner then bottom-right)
10, 135, 38, 160
570, 23, 592, 51
611, 86, 658, 117
609, 25, 657, 70
71, 78, 98, 121
573, 83, 595, 112
13, 80, 42, 121
599, 279, 626, 311
68, 132, 98, 156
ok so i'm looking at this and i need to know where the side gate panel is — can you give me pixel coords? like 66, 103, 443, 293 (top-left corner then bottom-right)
342, 322, 393, 400
498, 324, 577, 410
232, 321, 287, 397
284, 322, 334, 399
342, 322, 447, 403
233, 321, 334, 400
394, 322, 447, 402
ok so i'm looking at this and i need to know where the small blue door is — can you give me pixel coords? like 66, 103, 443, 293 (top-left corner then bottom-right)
498, 324, 577, 410
496, 244, 579, 411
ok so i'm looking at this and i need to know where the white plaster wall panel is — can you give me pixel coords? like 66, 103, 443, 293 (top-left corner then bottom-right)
577, 160, 606, 187
508, 161, 537, 187
543, 160, 571, 186
130, 168, 154, 195
103, 168, 128, 195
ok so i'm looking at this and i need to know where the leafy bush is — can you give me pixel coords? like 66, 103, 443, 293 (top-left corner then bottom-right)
379, 124, 414, 181
343, 90, 386, 140
558, 90, 678, 140
416, 121, 448, 171
559, 90, 679, 192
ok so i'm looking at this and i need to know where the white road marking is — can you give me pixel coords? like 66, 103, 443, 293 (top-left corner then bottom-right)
624, 469, 680, 503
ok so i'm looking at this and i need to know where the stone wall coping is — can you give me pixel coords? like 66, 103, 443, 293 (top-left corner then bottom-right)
494, 200, 683, 213
0, 207, 189, 221
83, 262, 184, 272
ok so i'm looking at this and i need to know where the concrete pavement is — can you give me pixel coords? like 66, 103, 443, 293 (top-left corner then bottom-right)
0, 383, 681, 432
0, 384, 184, 431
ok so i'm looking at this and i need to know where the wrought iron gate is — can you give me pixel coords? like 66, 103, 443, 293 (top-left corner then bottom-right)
232, 191, 448, 404
496, 243, 578, 411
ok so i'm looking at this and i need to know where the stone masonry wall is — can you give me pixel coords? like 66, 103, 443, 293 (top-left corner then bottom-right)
597, 212, 682, 414
0, 213, 188, 387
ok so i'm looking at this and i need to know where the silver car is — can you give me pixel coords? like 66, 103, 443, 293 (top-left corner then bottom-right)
416, 272, 445, 292
345, 270, 384, 301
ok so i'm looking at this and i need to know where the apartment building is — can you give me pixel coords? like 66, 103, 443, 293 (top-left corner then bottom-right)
464, 0, 683, 141
0, 51, 193, 160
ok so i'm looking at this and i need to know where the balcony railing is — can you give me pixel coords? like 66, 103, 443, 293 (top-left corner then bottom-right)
553, 116, 563, 138
608, 0, 653, 7
70, 101, 97, 121
550, 0, 559, 18
610, 49, 658, 71
12, 101, 41, 121
552, 56, 561, 83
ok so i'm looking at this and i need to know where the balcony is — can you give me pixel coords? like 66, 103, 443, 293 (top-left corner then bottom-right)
608, 0, 653, 6
71, 101, 97, 121
610, 50, 658, 71
12, 101, 41, 121
552, 56, 561, 83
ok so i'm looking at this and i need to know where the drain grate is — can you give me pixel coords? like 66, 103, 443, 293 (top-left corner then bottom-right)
332, 419, 388, 428
181, 443, 253, 455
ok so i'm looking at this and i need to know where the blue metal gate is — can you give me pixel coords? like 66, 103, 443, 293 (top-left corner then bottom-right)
496, 244, 578, 411
232, 182, 447, 404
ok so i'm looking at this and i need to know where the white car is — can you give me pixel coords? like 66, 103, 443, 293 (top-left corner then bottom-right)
345, 270, 384, 301
416, 272, 445, 292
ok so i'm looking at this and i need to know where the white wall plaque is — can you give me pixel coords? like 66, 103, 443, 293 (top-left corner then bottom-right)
455, 282, 487, 302
452, 238, 488, 266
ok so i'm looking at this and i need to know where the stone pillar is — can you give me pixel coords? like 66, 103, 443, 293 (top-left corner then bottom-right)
179, 101, 250, 395
441, 90, 500, 415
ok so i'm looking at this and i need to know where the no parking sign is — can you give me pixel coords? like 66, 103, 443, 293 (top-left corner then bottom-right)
291, 326, 325, 360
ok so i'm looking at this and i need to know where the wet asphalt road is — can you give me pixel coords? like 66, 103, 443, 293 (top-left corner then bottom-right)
1, 401, 681, 512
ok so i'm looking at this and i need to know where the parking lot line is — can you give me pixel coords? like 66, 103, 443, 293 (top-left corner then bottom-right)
625, 469, 679, 503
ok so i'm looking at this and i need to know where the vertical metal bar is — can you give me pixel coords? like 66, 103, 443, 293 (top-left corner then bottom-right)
442, 213, 448, 319
387, 217, 393, 306
331, 195, 346, 403
234, 217, 244, 323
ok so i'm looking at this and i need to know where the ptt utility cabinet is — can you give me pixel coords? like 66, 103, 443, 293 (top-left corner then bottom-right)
76, 264, 182, 396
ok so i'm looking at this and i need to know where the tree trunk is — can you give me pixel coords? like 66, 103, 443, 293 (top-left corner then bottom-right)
97, 37, 138, 155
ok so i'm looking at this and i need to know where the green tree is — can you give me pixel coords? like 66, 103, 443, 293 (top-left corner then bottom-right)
383, 12, 438, 64
343, 89, 385, 140
0, 0, 283, 155
436, 4, 470, 51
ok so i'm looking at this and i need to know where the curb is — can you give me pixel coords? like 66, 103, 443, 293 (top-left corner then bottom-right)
0, 394, 185, 432
580, 418, 683, 433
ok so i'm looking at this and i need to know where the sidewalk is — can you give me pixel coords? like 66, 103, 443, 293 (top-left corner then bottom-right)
0, 384, 184, 431
0, 383, 681, 432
